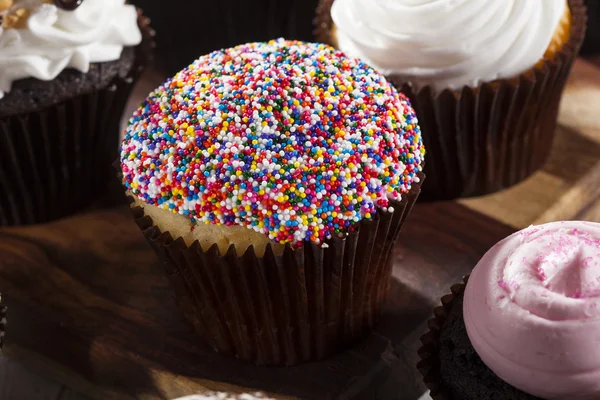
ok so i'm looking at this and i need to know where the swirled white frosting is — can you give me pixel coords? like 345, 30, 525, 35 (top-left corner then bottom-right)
331, 0, 567, 91
0, 0, 142, 99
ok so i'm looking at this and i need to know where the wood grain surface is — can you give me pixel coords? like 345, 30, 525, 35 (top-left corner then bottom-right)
0, 358, 89, 400
0, 59, 598, 400
0, 198, 513, 400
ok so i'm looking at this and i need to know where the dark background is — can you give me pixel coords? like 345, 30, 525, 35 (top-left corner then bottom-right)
132, 0, 600, 75
583, 0, 600, 55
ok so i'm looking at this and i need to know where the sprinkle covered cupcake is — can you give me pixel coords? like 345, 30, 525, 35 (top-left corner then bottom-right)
0, 0, 153, 226
419, 221, 600, 399
121, 39, 424, 365
316, 0, 587, 199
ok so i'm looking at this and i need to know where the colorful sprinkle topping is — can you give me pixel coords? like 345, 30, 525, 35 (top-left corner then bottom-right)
121, 39, 424, 247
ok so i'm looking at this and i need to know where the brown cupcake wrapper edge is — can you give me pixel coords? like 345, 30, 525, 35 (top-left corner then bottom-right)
315, 0, 587, 200
416, 275, 470, 400
128, 174, 424, 366
0, 11, 154, 226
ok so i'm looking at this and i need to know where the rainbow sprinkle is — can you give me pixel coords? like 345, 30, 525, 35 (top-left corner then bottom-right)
120, 39, 424, 247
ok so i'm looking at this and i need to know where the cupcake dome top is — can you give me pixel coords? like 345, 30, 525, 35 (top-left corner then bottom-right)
121, 39, 424, 246
464, 221, 600, 399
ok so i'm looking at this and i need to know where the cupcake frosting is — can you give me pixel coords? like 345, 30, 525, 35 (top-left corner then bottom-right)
120, 39, 424, 247
464, 221, 600, 400
0, 0, 142, 98
331, 0, 567, 91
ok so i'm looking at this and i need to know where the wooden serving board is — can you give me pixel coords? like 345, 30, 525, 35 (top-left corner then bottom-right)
0, 59, 599, 400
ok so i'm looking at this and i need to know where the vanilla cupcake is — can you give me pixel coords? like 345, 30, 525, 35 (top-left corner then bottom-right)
121, 39, 424, 365
316, 0, 587, 199
0, 0, 153, 225
419, 221, 600, 399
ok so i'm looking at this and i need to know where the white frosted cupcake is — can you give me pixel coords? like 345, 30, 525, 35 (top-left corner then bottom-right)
316, 0, 586, 199
0, 0, 153, 225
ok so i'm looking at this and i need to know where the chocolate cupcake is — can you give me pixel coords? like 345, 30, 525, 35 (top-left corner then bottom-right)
129, 0, 319, 76
316, 0, 587, 199
0, 0, 153, 226
418, 221, 600, 399
120, 39, 425, 365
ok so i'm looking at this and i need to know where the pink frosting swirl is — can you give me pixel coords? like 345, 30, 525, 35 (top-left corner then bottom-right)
464, 221, 600, 400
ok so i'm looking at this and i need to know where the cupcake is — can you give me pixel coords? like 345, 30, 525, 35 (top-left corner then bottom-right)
129, 0, 319, 76
0, 0, 153, 226
418, 221, 600, 399
120, 39, 425, 365
316, 0, 587, 199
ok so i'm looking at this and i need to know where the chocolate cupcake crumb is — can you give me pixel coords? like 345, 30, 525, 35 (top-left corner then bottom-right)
0, 47, 136, 118
438, 293, 540, 400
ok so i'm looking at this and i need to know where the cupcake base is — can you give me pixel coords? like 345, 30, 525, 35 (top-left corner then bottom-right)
129, 176, 423, 366
315, 0, 587, 200
417, 277, 540, 400
0, 10, 154, 226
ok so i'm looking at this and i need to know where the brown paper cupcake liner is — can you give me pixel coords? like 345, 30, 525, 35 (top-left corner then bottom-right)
129, 175, 423, 366
315, 0, 587, 200
416, 276, 470, 400
131, 0, 319, 75
0, 11, 154, 226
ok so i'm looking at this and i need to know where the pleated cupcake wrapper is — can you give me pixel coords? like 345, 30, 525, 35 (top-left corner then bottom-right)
416, 276, 470, 400
0, 11, 154, 226
129, 175, 423, 366
315, 0, 587, 200
138, 0, 319, 75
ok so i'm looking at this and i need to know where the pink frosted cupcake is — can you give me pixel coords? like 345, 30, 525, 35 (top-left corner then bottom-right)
419, 221, 600, 399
